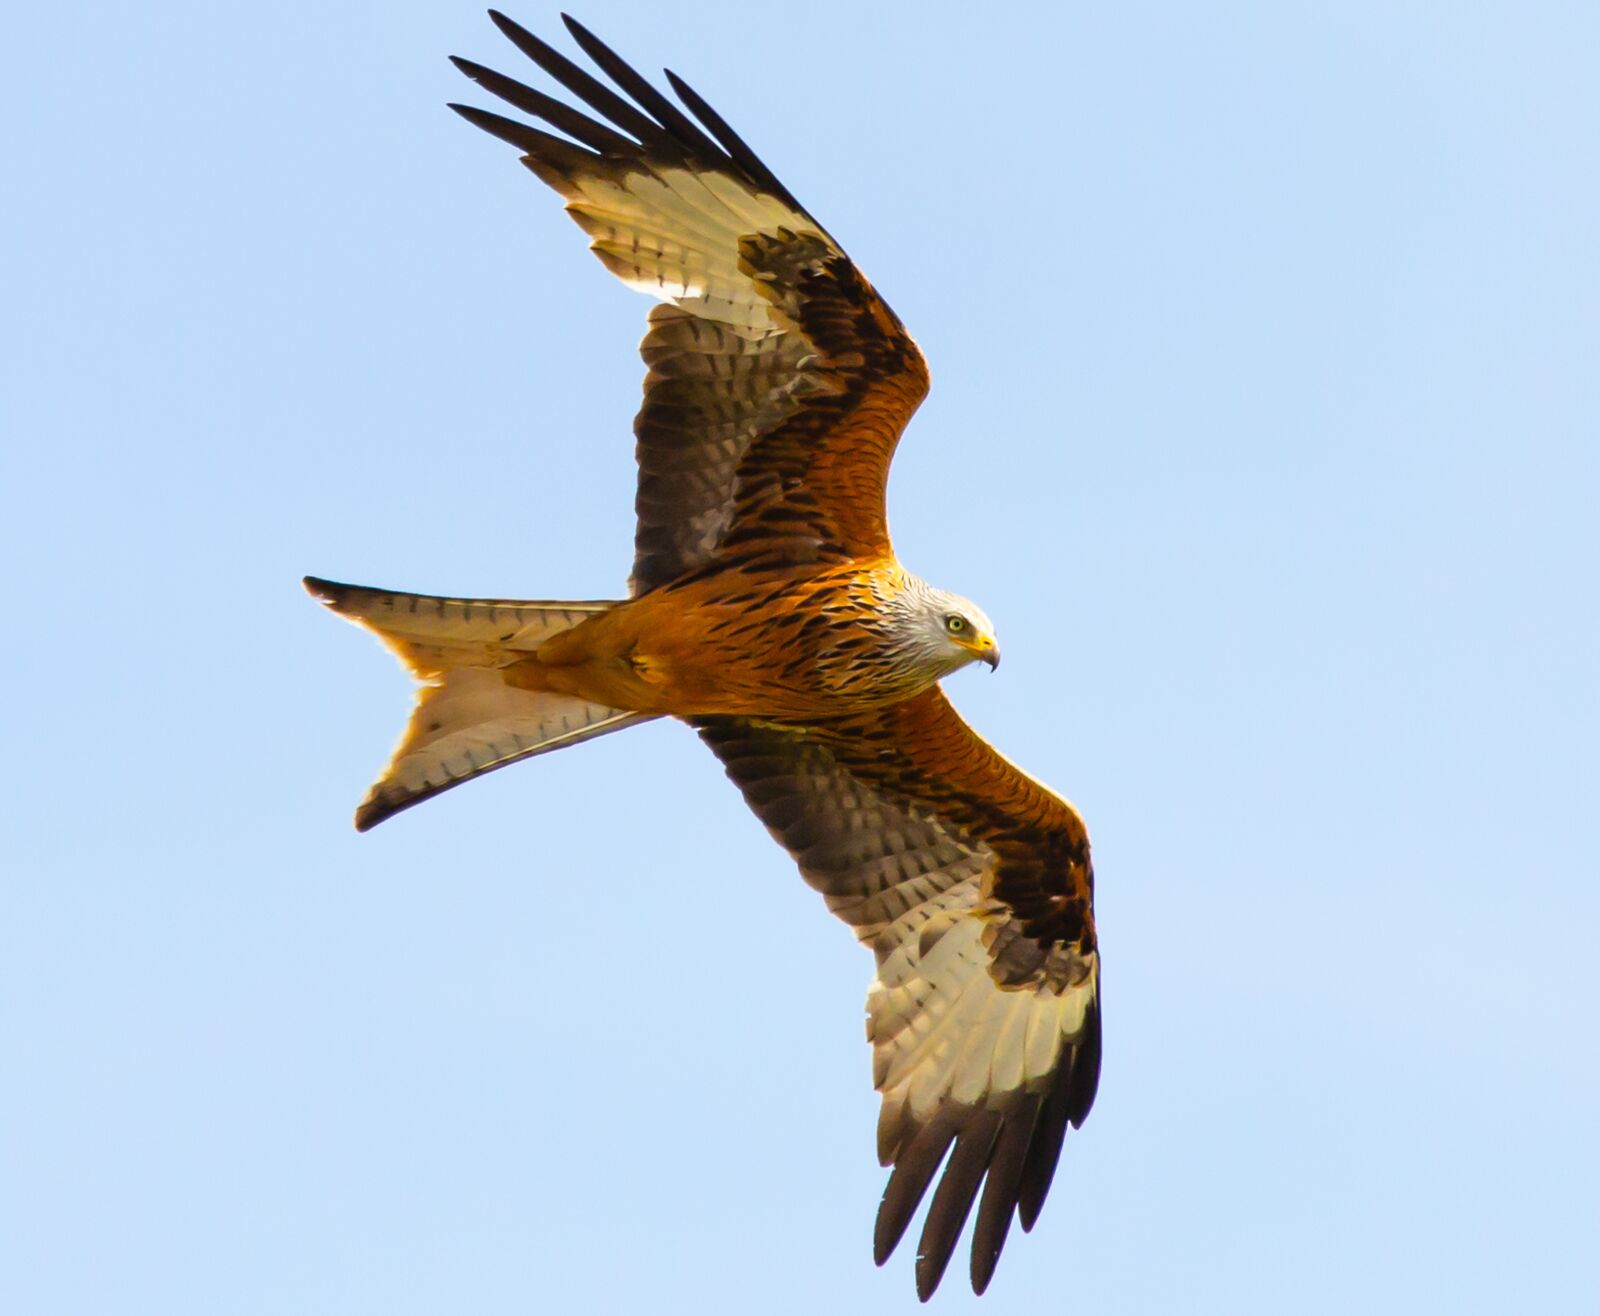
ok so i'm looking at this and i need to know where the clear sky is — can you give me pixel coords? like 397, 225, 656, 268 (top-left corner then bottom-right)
5, 3, 1598, 1313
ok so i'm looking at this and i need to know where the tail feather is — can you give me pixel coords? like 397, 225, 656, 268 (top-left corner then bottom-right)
304, 577, 653, 829
355, 671, 649, 830
304, 576, 614, 676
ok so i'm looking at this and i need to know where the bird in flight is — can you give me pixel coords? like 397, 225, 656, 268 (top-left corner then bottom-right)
306, 11, 1099, 1300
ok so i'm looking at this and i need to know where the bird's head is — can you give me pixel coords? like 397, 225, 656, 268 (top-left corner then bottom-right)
896, 581, 1000, 679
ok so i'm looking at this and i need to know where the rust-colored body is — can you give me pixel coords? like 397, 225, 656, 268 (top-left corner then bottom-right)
516, 560, 929, 717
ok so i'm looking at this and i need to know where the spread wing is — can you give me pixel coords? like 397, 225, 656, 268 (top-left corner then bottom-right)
696, 690, 1100, 1300
450, 13, 930, 594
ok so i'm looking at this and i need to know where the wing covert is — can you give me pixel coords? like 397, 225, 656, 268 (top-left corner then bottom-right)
451, 13, 930, 591
696, 690, 1100, 1299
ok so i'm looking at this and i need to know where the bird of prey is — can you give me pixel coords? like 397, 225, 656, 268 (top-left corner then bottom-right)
305, 11, 1099, 1300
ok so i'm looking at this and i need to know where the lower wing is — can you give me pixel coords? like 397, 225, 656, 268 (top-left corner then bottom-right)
695, 688, 1099, 1299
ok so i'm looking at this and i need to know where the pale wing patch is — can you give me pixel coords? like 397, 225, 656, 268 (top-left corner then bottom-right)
560, 166, 830, 334
871, 912, 1096, 1125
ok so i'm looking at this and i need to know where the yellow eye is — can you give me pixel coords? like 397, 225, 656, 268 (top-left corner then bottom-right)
945, 614, 967, 634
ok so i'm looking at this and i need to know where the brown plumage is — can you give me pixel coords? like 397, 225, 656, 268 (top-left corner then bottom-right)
306, 12, 1099, 1300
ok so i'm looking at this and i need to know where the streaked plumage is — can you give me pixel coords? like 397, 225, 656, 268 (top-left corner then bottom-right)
306, 12, 1099, 1300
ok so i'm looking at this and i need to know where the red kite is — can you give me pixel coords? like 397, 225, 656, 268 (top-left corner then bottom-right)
307, 12, 1099, 1299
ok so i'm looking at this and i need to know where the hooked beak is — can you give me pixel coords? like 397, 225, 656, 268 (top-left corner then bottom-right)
979, 641, 1001, 671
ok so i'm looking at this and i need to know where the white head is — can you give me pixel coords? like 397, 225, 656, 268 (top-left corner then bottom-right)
888, 578, 1001, 682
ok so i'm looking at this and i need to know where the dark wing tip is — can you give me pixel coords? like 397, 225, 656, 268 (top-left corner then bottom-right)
875, 1102, 1036, 1300
874, 1111, 960, 1268
876, 1034, 1096, 1296
556, 15, 727, 162
1067, 991, 1104, 1129
661, 67, 809, 217
968, 1093, 1043, 1295
457, 11, 809, 223
450, 54, 636, 156
1016, 1082, 1078, 1233
487, 8, 526, 41
447, 102, 579, 165
446, 100, 515, 138
479, 9, 670, 150
912, 1111, 1002, 1301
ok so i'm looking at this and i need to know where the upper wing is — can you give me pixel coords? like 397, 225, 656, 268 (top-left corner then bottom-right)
450, 13, 930, 593
696, 689, 1100, 1300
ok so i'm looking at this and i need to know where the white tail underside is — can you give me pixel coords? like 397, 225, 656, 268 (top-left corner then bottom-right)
304, 577, 653, 829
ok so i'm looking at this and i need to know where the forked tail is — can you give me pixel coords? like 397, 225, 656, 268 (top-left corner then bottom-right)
304, 577, 654, 830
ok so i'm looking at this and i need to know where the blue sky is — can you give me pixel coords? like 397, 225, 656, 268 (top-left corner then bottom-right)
5, 2, 1598, 1312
